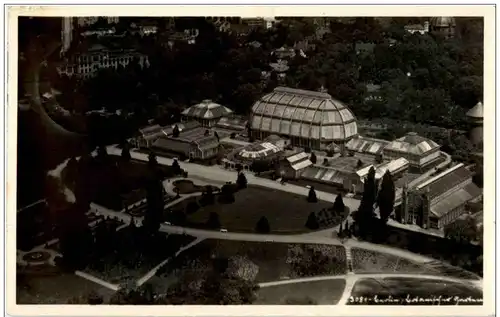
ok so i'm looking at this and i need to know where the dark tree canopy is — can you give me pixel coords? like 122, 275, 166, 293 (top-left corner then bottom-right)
377, 170, 396, 223
207, 211, 221, 229
356, 166, 377, 232
307, 186, 318, 203
255, 216, 271, 233
305, 211, 320, 230
310, 152, 317, 164
236, 172, 248, 189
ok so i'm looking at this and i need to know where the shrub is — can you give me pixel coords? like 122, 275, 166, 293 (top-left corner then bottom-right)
255, 216, 271, 233
305, 212, 319, 230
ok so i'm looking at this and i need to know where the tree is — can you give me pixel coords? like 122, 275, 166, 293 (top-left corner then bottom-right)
121, 142, 132, 161
219, 183, 236, 204
143, 176, 164, 235
206, 211, 221, 229
444, 217, 478, 245
230, 132, 236, 139
355, 166, 377, 233
171, 158, 181, 174
199, 186, 215, 206
214, 131, 220, 142
310, 152, 317, 164
356, 159, 364, 169
148, 151, 158, 168
323, 158, 329, 166
96, 145, 109, 162
305, 212, 319, 230
204, 129, 210, 136
377, 170, 396, 223
255, 216, 271, 233
236, 172, 248, 189
307, 186, 318, 203
333, 193, 345, 215
172, 124, 180, 137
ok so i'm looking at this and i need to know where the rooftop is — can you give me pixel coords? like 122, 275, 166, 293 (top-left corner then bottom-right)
466, 101, 484, 119
251, 86, 358, 142
384, 132, 440, 156
182, 100, 233, 120
415, 163, 473, 199
238, 141, 281, 159
356, 158, 410, 181
162, 121, 201, 136
216, 116, 248, 131
430, 183, 482, 218
346, 136, 389, 155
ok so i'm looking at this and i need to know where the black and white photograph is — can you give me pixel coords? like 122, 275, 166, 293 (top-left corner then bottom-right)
6, 4, 495, 315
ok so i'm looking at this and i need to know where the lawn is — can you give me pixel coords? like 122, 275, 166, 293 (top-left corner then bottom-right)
84, 228, 196, 285
17, 273, 116, 304
351, 248, 436, 274
159, 239, 347, 285
255, 279, 347, 305
168, 185, 341, 234
348, 277, 482, 305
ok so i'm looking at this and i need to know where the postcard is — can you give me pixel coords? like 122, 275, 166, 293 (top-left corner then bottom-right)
5, 4, 495, 317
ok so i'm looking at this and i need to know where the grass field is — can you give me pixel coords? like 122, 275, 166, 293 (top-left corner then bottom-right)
17, 273, 116, 304
351, 248, 436, 274
160, 239, 347, 284
255, 279, 347, 305
169, 185, 339, 234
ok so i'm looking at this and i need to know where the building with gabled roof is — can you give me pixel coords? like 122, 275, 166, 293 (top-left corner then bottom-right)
400, 163, 482, 230
277, 151, 313, 179
151, 126, 220, 161
346, 136, 389, 156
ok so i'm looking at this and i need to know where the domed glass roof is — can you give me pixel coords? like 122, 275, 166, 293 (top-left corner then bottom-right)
182, 99, 233, 119
250, 87, 358, 142
384, 132, 440, 156
430, 16, 456, 27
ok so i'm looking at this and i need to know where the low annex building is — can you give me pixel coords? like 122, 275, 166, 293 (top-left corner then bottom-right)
302, 156, 409, 194
135, 124, 164, 148
250, 86, 358, 151
277, 151, 313, 180
400, 163, 482, 230
181, 99, 233, 127
346, 136, 389, 157
134, 121, 201, 149
151, 126, 220, 161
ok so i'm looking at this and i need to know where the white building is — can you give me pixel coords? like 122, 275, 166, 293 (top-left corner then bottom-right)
57, 44, 149, 79
404, 21, 430, 35
77, 16, 119, 27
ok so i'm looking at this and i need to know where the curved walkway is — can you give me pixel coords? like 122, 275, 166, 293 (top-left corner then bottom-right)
258, 273, 482, 306
49, 150, 481, 293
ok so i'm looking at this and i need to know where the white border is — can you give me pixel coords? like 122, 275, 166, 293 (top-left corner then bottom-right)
4, 4, 496, 317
